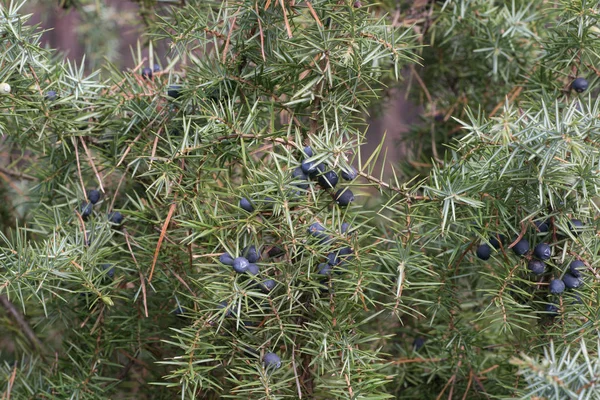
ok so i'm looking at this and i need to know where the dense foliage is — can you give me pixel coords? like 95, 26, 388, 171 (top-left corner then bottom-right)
1, 0, 600, 399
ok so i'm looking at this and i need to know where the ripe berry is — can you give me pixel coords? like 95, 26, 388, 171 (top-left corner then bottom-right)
153, 64, 161, 72
301, 159, 325, 177
476, 244, 491, 260
141, 67, 153, 80
533, 243, 551, 260
233, 257, 249, 273
412, 337, 426, 351
489, 234, 505, 249
260, 279, 276, 293
240, 197, 254, 212
219, 252, 234, 265
549, 279, 565, 294
108, 211, 123, 225
335, 188, 354, 207
81, 202, 93, 219
262, 196, 275, 210
569, 219, 584, 235
341, 222, 350, 234
308, 222, 326, 237
303, 146, 314, 157
327, 252, 339, 266
173, 306, 186, 315
45, 90, 57, 101
247, 263, 259, 276
317, 170, 339, 189
292, 167, 309, 190
571, 77, 588, 93
511, 238, 529, 256
535, 220, 549, 233
101, 263, 115, 279
88, 189, 100, 204
318, 263, 333, 276
562, 273, 582, 289
243, 245, 261, 263
218, 301, 233, 317
569, 260, 584, 278
263, 352, 281, 369
167, 85, 182, 99
528, 260, 545, 275
341, 167, 358, 181
545, 303, 559, 315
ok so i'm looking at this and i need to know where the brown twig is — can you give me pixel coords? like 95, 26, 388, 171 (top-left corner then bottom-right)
222, 8, 241, 64
79, 137, 104, 193
124, 230, 148, 318
0, 166, 35, 181
71, 137, 88, 201
0, 295, 47, 361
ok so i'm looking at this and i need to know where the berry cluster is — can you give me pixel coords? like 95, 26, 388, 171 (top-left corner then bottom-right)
475, 217, 587, 315
308, 221, 354, 278
78, 188, 123, 227
297, 146, 356, 207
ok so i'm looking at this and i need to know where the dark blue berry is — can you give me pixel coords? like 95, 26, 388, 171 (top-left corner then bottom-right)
260, 279, 276, 293
243, 245, 261, 263
292, 167, 309, 190
101, 263, 114, 279
335, 188, 354, 207
545, 303, 559, 315
562, 273, 582, 289
88, 189, 100, 204
549, 279, 565, 294
153, 64, 161, 72
81, 202, 93, 219
569, 219, 584, 235
341, 222, 351, 234
476, 244, 491, 260
303, 146, 314, 157
512, 238, 529, 256
341, 167, 358, 181
172, 306, 186, 315
219, 252, 235, 265
535, 220, 549, 233
327, 252, 339, 266
141, 67, 153, 79
317, 263, 333, 276
247, 263, 259, 276
45, 90, 57, 101
308, 222, 326, 237
533, 243, 551, 260
301, 159, 325, 177
262, 196, 275, 210
167, 85, 182, 99
109, 211, 123, 225
240, 197, 254, 212
317, 170, 339, 189
571, 77, 588, 93
233, 257, 249, 273
263, 352, 281, 369
569, 260, 585, 278
412, 337, 426, 351
489, 234, 505, 249
218, 301, 233, 317
528, 260, 545, 275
